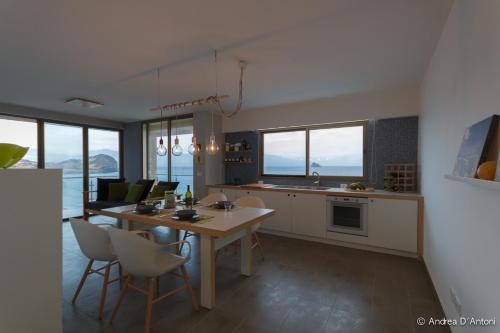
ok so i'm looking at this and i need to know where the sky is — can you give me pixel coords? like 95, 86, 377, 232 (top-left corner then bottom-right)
0, 117, 120, 161
264, 125, 363, 166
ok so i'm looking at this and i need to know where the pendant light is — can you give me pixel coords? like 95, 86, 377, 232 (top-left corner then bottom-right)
156, 68, 167, 156
171, 109, 183, 156
206, 109, 219, 155
188, 135, 200, 155
206, 49, 220, 155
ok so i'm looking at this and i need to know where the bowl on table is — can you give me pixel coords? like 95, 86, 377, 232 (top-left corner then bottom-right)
134, 204, 157, 215
173, 209, 199, 221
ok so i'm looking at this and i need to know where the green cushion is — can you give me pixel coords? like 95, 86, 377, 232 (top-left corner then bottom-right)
107, 183, 129, 201
149, 185, 168, 198
124, 184, 146, 203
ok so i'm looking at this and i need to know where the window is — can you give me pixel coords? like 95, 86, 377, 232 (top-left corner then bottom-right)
44, 123, 84, 218
88, 128, 121, 201
261, 121, 366, 178
145, 117, 194, 193
262, 130, 306, 175
0, 115, 38, 168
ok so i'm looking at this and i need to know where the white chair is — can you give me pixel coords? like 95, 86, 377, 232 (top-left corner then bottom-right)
70, 218, 122, 320
179, 192, 228, 253
234, 195, 266, 259
199, 191, 227, 206
108, 228, 198, 333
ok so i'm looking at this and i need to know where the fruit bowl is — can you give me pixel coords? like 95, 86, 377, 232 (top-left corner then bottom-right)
0, 144, 29, 169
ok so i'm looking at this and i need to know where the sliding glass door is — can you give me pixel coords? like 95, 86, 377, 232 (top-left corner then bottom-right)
171, 118, 194, 193
145, 117, 194, 193
88, 128, 121, 201
44, 123, 83, 219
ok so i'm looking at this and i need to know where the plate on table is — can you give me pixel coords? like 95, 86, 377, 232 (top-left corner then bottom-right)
211, 201, 235, 209
134, 204, 158, 215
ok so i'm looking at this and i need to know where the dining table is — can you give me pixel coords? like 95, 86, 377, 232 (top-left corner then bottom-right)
86, 203, 275, 309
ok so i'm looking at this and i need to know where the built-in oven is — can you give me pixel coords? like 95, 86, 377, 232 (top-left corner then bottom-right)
326, 196, 368, 237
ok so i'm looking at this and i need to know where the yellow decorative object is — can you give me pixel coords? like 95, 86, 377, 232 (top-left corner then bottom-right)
476, 161, 497, 180
0, 143, 29, 169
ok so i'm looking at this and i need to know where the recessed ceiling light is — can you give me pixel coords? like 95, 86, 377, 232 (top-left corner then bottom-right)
65, 98, 103, 109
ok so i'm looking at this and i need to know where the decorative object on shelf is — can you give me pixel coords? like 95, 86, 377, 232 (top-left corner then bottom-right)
0, 143, 29, 169
149, 49, 247, 119
384, 164, 416, 192
155, 68, 167, 156
345, 182, 374, 192
477, 161, 497, 180
453, 115, 499, 178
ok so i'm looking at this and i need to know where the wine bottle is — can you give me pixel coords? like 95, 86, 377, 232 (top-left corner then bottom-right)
185, 185, 192, 207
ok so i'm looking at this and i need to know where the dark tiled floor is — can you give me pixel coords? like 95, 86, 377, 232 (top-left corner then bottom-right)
63, 219, 449, 333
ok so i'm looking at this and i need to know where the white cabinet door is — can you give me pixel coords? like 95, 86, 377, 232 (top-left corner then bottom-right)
291, 193, 327, 238
258, 191, 292, 232
208, 187, 224, 195
223, 189, 238, 201
368, 198, 418, 253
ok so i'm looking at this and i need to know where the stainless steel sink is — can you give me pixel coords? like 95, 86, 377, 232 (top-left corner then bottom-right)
272, 185, 333, 191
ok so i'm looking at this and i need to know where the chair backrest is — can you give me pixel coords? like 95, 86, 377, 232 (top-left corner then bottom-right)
69, 218, 115, 261
200, 192, 227, 205
235, 195, 266, 208
108, 228, 179, 277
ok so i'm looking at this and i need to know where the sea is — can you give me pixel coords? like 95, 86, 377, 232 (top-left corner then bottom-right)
264, 165, 363, 176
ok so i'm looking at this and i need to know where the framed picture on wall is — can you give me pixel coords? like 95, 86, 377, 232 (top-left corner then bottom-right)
453, 115, 499, 178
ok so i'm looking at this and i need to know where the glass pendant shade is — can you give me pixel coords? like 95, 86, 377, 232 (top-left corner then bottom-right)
188, 136, 200, 155
157, 137, 167, 156
206, 134, 219, 155
172, 135, 183, 156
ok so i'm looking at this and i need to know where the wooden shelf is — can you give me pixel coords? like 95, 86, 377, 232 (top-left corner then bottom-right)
224, 150, 253, 153
444, 174, 500, 190
224, 161, 253, 164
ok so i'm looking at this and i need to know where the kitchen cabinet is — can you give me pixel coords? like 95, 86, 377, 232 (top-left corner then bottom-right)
368, 198, 418, 253
291, 193, 327, 238
258, 191, 293, 233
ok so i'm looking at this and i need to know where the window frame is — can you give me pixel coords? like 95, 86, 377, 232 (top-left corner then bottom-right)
142, 113, 194, 183
259, 120, 368, 180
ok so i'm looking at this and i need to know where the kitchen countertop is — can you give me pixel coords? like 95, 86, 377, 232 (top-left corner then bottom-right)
206, 184, 423, 201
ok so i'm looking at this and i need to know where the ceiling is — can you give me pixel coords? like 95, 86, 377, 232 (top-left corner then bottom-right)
0, 0, 452, 123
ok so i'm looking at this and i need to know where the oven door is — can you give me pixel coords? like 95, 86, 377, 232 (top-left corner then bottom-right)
327, 202, 368, 236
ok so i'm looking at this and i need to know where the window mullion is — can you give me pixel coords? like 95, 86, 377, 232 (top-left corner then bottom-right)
305, 128, 310, 177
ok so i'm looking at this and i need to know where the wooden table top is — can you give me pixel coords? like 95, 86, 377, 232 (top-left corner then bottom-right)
87, 205, 275, 238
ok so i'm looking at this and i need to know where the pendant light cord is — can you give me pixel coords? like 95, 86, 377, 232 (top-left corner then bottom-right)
213, 49, 246, 118
157, 67, 163, 138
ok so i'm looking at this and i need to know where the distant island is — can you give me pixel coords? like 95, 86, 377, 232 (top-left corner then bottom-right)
311, 162, 321, 167
14, 154, 118, 173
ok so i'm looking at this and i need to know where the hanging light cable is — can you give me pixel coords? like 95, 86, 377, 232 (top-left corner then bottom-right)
206, 108, 219, 155
188, 118, 200, 155
213, 49, 246, 118
156, 68, 167, 156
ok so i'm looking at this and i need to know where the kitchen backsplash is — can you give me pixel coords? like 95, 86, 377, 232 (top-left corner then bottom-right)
224, 116, 418, 190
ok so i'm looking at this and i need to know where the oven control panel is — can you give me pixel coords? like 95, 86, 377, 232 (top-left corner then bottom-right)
327, 196, 368, 204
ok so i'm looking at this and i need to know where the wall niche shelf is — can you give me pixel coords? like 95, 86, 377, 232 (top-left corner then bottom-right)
224, 150, 253, 153
444, 174, 500, 190
224, 161, 253, 165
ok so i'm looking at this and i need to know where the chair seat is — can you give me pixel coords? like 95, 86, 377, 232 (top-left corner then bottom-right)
87, 200, 129, 211
149, 250, 186, 277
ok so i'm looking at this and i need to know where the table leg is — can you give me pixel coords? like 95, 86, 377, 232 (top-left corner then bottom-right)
175, 229, 180, 254
240, 228, 253, 276
200, 233, 215, 309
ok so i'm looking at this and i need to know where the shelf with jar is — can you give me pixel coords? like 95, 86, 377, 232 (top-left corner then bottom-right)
224, 156, 254, 164
224, 139, 253, 153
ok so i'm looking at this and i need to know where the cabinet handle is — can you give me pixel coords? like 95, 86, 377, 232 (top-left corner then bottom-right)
287, 194, 290, 197
293, 194, 296, 197
370, 199, 374, 203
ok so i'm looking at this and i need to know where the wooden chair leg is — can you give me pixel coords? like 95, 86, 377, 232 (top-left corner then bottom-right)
72, 259, 94, 304
144, 278, 155, 333
98, 264, 111, 320
253, 233, 265, 259
110, 275, 131, 324
179, 231, 189, 254
180, 265, 199, 311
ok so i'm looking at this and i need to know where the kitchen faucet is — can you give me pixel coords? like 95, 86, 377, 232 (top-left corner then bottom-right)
312, 171, 320, 187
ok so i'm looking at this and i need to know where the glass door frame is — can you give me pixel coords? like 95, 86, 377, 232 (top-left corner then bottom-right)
143, 113, 193, 184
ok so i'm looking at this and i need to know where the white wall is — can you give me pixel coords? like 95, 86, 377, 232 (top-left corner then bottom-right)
222, 85, 419, 132
0, 169, 62, 332
420, 1, 500, 331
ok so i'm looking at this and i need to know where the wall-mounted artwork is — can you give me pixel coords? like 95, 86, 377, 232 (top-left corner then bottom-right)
453, 115, 499, 178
